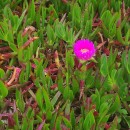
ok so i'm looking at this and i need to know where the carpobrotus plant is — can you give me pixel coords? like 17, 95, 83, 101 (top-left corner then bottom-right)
0, 0, 130, 130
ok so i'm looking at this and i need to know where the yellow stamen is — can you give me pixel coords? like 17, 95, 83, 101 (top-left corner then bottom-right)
81, 49, 88, 54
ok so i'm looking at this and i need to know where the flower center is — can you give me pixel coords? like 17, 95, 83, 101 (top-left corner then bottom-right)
80, 48, 89, 54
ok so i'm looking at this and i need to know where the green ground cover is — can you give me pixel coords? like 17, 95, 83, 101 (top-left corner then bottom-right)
0, 0, 130, 129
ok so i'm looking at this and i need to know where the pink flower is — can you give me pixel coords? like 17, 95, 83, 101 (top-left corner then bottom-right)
73, 39, 96, 60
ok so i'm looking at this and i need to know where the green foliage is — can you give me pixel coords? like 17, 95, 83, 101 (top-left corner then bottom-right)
101, 10, 120, 39
3, 6, 26, 33
0, 68, 5, 78
0, 0, 130, 129
55, 21, 66, 40
100, 54, 108, 76
26, 0, 35, 25
0, 80, 8, 98
83, 110, 95, 130
36, 87, 52, 113
47, 24, 55, 45
72, 3, 81, 28
16, 89, 25, 113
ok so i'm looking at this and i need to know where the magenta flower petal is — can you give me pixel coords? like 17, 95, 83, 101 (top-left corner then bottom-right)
73, 39, 96, 60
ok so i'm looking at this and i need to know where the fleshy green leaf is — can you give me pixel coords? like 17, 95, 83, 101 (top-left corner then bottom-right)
83, 110, 95, 130
0, 80, 8, 98
100, 54, 108, 76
